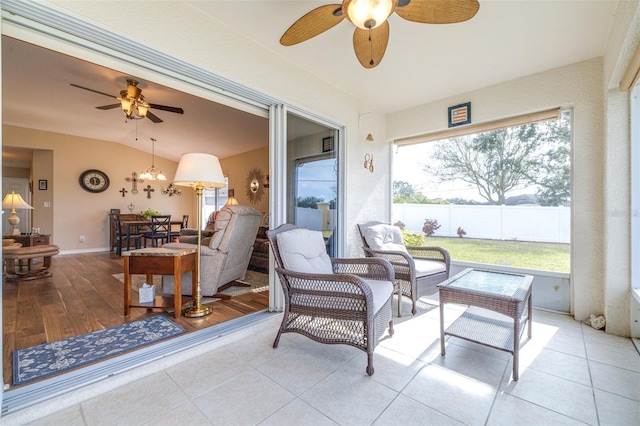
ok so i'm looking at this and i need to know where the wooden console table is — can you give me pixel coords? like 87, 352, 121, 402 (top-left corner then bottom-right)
9, 234, 50, 247
123, 247, 197, 319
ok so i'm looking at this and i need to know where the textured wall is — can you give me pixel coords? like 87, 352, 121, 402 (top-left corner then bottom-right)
387, 59, 607, 328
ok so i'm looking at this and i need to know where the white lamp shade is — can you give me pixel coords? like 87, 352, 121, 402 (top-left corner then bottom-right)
173, 153, 226, 188
2, 191, 33, 210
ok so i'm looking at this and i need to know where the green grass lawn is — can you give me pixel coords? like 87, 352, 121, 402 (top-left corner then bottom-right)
422, 237, 570, 273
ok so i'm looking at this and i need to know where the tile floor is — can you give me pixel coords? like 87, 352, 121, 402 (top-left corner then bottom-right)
11, 299, 640, 425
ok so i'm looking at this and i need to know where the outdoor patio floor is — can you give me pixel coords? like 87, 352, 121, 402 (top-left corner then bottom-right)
8, 298, 640, 425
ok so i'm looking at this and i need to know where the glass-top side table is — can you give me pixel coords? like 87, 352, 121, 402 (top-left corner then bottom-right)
438, 268, 534, 381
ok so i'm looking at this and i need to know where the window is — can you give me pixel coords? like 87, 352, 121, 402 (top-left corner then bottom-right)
393, 110, 571, 272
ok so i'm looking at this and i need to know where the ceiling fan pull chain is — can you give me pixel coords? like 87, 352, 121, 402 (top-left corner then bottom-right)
368, 28, 374, 66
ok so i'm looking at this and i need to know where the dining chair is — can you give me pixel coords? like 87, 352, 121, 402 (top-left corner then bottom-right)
113, 215, 142, 256
143, 215, 171, 247
170, 214, 189, 241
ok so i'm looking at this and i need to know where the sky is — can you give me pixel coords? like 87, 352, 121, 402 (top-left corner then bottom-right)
394, 143, 487, 201
296, 158, 337, 202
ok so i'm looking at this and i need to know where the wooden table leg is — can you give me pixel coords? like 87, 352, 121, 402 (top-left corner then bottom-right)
173, 258, 182, 319
124, 257, 132, 316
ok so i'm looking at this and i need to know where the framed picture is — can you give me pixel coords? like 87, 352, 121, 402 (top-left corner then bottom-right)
448, 102, 471, 127
322, 136, 334, 153
38, 179, 48, 190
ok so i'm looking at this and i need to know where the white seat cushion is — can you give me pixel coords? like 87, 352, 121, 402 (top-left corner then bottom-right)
363, 279, 394, 314
277, 228, 333, 274
363, 224, 408, 253
414, 258, 446, 277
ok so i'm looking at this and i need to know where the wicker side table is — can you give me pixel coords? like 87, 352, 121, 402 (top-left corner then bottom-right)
438, 268, 533, 381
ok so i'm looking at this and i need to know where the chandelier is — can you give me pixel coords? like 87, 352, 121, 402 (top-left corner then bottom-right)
139, 138, 166, 181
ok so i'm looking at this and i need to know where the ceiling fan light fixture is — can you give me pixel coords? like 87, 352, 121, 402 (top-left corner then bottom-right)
344, 0, 396, 30
137, 101, 149, 118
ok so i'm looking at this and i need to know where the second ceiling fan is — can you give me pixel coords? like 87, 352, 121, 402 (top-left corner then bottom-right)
280, 0, 480, 68
71, 79, 184, 123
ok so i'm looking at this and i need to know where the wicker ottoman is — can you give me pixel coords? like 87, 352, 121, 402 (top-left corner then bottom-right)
3, 244, 59, 281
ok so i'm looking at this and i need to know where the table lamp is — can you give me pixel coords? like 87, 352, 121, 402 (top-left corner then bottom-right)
172, 153, 226, 317
2, 190, 34, 236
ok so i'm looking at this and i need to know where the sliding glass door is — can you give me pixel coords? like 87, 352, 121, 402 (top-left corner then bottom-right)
285, 112, 340, 257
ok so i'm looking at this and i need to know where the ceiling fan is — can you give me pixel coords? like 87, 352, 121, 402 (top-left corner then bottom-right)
70, 79, 184, 123
280, 0, 480, 68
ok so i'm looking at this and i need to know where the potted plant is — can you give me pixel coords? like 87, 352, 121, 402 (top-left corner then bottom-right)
140, 208, 160, 220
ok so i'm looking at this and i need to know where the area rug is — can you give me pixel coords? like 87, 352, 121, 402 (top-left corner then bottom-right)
13, 316, 186, 386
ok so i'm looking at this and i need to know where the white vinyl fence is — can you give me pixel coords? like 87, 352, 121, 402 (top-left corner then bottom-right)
393, 203, 570, 243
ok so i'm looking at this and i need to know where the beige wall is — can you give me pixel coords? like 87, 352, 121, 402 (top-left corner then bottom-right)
220, 146, 269, 214
3, 125, 193, 252
2, 125, 270, 252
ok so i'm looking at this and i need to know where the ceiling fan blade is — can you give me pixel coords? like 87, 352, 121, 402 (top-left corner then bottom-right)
148, 104, 184, 114
280, 4, 345, 46
95, 104, 121, 110
353, 21, 389, 69
145, 110, 163, 123
395, 0, 479, 24
70, 83, 118, 99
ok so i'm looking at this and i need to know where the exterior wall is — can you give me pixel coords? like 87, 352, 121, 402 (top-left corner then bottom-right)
601, 1, 640, 337
387, 59, 607, 329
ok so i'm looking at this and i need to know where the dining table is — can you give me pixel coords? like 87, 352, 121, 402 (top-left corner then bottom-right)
119, 219, 184, 254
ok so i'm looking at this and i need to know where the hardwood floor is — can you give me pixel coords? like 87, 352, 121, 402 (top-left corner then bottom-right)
2, 251, 269, 387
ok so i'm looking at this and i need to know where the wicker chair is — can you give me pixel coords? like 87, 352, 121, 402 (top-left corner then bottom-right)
357, 221, 450, 316
267, 224, 395, 376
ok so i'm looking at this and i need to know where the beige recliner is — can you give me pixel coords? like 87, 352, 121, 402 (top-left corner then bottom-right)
162, 205, 263, 296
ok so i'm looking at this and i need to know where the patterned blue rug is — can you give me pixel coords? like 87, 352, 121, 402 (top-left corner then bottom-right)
13, 315, 186, 386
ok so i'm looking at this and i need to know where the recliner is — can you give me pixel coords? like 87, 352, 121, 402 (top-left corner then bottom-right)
161, 205, 263, 296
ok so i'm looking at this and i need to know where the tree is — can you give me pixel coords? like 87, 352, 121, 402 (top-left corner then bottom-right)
527, 112, 572, 206
296, 196, 325, 209
393, 181, 417, 203
423, 119, 570, 206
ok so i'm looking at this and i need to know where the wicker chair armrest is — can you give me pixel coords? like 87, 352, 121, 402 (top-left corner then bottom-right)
331, 257, 395, 281
362, 247, 415, 269
274, 267, 374, 308
405, 245, 451, 265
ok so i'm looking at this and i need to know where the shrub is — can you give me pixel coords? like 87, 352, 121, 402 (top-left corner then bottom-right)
422, 219, 441, 236
401, 230, 425, 246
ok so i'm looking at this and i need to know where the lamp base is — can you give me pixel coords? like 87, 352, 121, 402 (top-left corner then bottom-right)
8, 228, 21, 236
183, 304, 213, 318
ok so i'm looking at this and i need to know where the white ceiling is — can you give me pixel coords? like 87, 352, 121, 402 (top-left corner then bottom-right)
189, 0, 618, 112
2, 0, 618, 166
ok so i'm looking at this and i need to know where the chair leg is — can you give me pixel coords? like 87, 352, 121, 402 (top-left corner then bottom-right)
388, 320, 394, 337
366, 353, 374, 376
272, 314, 288, 348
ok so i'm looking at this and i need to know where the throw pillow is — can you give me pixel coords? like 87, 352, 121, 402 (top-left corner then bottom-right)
277, 228, 333, 274
364, 224, 408, 253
